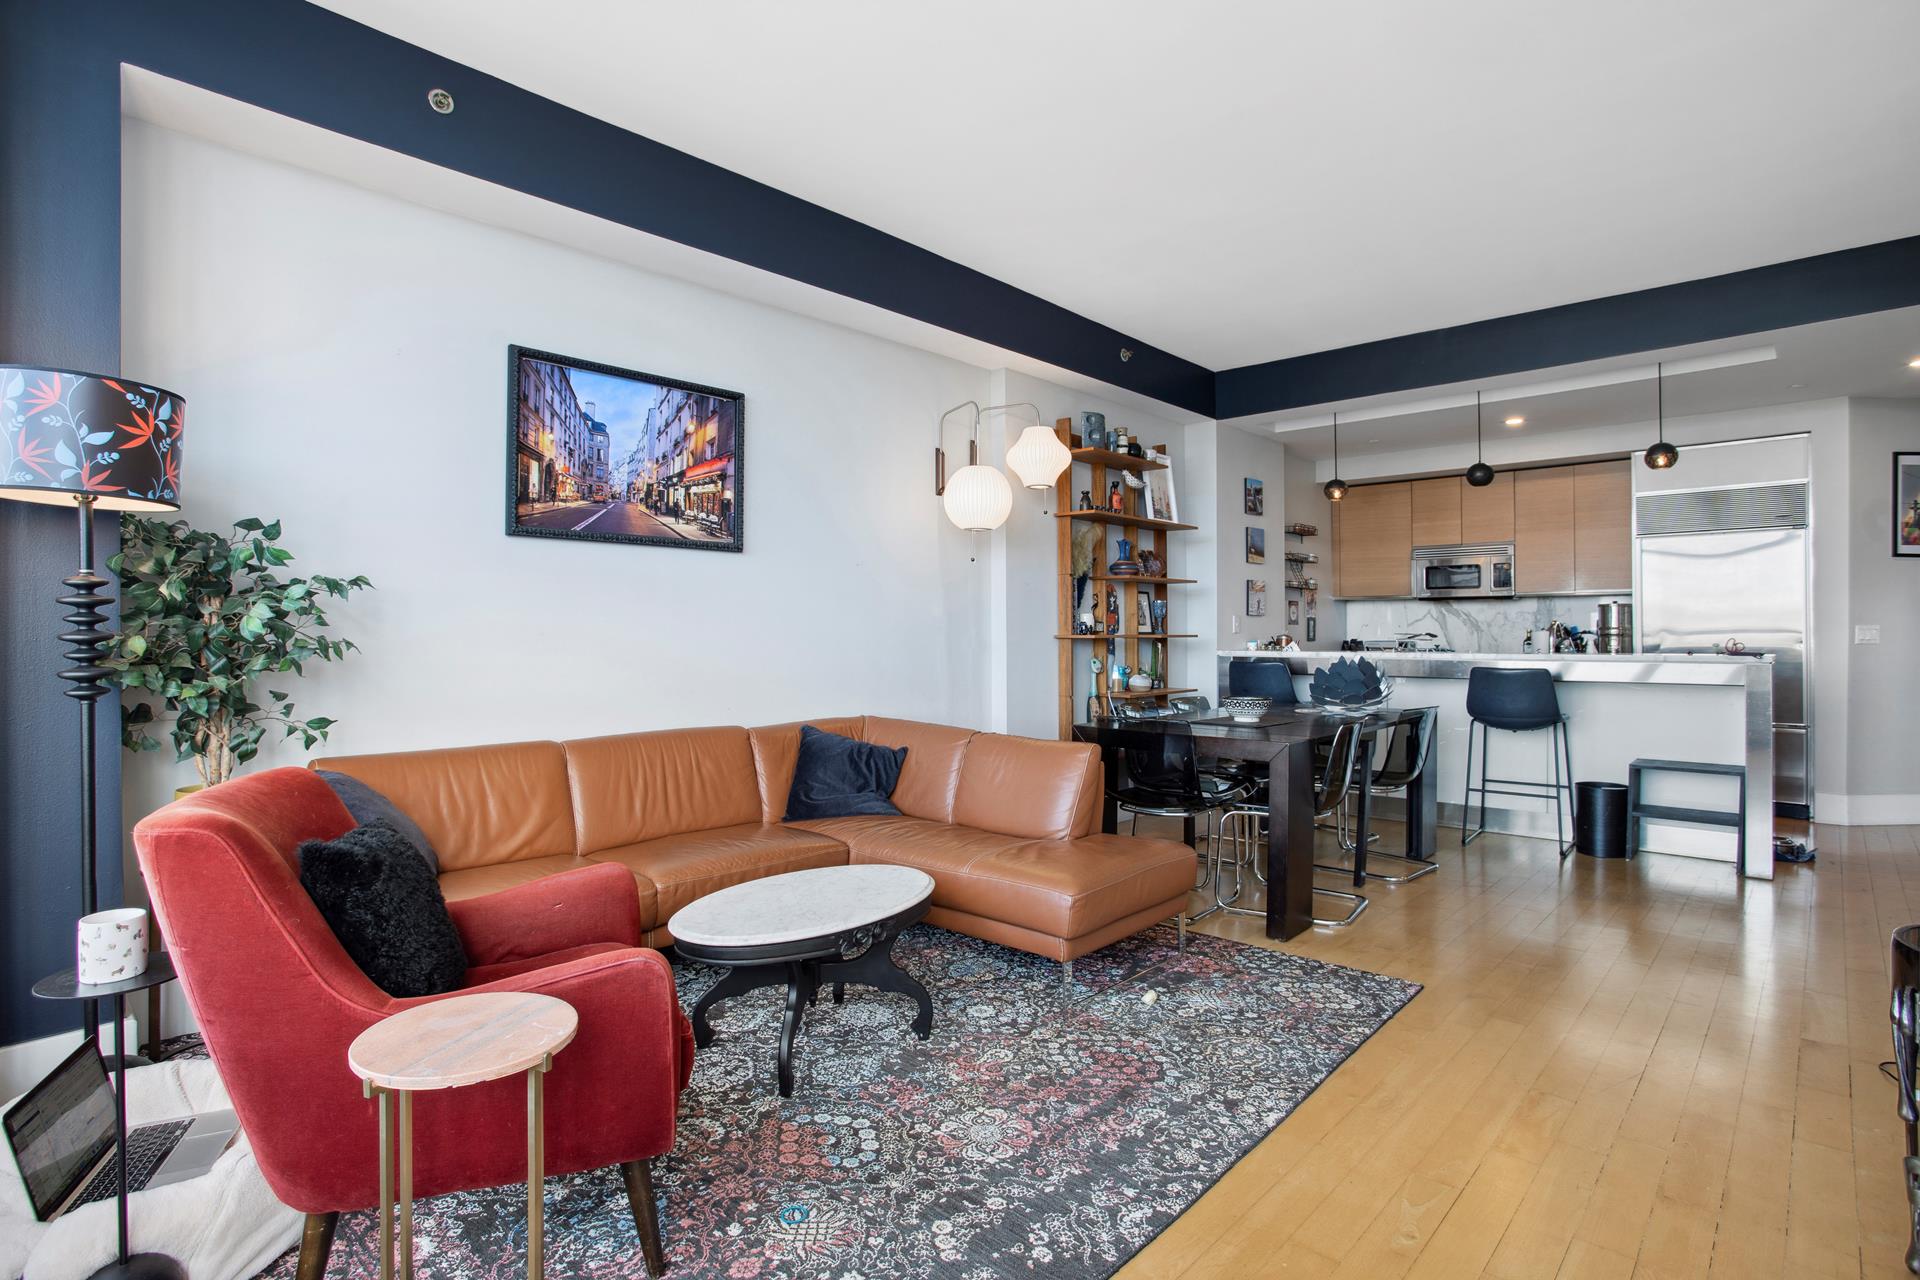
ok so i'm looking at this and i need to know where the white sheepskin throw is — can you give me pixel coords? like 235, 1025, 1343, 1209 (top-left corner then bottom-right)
1, 1059, 300, 1280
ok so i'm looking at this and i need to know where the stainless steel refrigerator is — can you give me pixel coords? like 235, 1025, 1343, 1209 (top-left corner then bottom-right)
1636, 478, 1811, 816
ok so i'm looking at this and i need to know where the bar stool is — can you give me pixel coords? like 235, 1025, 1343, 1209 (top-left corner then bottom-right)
1212, 722, 1371, 927
1462, 668, 1574, 856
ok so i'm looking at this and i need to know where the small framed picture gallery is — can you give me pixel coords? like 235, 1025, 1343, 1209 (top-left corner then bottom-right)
1246, 579, 1267, 618
1244, 477, 1264, 515
1896, 452, 1920, 557
1245, 527, 1265, 564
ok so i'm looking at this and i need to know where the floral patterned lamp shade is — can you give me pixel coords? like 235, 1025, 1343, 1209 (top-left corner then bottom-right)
0, 364, 185, 511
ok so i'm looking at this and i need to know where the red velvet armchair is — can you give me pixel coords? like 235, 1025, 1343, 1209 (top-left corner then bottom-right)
132, 768, 693, 1279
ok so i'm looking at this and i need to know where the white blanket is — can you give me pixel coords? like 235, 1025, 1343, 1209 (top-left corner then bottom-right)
2, 1060, 300, 1280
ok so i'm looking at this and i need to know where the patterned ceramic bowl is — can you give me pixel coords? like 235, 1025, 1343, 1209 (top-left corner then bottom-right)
1220, 695, 1272, 723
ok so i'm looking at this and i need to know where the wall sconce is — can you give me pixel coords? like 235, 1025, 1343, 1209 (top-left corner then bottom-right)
934, 401, 1056, 531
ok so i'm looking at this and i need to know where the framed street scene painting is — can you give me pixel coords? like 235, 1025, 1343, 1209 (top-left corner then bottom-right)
507, 346, 744, 551
1896, 452, 1920, 557
1246, 527, 1265, 564
1246, 579, 1267, 617
1244, 476, 1264, 516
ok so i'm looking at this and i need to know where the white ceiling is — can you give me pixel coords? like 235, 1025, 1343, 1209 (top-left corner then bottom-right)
316, 1, 1920, 371
1230, 304, 1920, 463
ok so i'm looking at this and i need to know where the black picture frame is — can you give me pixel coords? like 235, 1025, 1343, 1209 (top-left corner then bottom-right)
1896, 451, 1920, 558
506, 345, 745, 552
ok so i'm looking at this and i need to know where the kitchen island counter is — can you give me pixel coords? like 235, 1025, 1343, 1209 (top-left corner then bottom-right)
1219, 650, 1773, 877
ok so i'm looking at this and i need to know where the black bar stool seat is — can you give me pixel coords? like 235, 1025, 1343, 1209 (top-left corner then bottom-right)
1462, 667, 1575, 856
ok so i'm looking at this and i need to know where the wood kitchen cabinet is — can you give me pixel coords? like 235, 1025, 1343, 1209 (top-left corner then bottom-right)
1337, 462, 1626, 598
1460, 470, 1515, 543
1333, 481, 1413, 597
1574, 459, 1632, 591
1515, 466, 1577, 594
1409, 478, 1462, 547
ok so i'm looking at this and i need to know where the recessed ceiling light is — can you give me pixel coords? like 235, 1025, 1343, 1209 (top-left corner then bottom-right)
1503, 416, 1525, 427
1908, 356, 1920, 369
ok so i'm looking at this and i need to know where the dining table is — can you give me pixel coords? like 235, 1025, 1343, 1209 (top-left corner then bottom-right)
1074, 704, 1439, 941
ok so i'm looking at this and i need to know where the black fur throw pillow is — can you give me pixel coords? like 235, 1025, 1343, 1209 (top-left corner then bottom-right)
299, 822, 467, 998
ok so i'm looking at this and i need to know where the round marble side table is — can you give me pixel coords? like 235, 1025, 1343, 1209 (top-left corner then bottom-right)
347, 992, 577, 1280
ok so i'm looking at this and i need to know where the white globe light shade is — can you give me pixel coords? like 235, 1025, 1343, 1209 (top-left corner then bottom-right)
1004, 424, 1072, 489
942, 464, 1013, 531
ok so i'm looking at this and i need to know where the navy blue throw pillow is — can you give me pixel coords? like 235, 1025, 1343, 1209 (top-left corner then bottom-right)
317, 770, 440, 874
298, 823, 467, 998
784, 725, 908, 821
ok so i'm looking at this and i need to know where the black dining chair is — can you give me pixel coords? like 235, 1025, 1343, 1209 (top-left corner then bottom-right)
1102, 722, 1258, 922
1225, 658, 1301, 705
1209, 721, 1371, 927
1320, 707, 1440, 884
1462, 668, 1574, 856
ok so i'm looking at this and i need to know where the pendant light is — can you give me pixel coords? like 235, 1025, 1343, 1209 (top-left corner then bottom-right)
1322, 412, 1348, 502
1644, 361, 1679, 470
1465, 390, 1495, 487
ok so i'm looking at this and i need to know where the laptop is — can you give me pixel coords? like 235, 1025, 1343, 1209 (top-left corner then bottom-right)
4, 1041, 240, 1222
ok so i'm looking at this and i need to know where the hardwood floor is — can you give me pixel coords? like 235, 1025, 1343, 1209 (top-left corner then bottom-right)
1117, 817, 1916, 1279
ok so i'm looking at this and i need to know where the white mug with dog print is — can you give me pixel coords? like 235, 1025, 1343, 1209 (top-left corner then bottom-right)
77, 907, 149, 985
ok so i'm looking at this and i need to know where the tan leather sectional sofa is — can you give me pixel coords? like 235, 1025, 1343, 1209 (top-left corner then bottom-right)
312, 716, 1195, 964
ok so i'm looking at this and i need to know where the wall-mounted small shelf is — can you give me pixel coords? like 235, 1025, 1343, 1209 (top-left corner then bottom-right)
1107, 687, 1197, 701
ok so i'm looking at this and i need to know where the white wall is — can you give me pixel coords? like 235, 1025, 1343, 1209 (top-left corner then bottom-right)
1212, 427, 1292, 648
1843, 398, 1920, 816
1281, 445, 1342, 649
120, 120, 1001, 812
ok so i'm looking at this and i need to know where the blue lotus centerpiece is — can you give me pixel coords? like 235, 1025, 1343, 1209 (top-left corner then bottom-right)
1308, 657, 1394, 715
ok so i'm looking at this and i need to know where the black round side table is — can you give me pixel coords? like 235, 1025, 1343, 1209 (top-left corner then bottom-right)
32, 952, 186, 1280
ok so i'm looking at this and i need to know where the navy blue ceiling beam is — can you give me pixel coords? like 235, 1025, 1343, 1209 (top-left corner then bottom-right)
49, 0, 1216, 416
1215, 235, 1920, 419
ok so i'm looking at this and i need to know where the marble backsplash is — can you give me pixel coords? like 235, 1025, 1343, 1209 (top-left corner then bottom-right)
1342, 595, 1632, 654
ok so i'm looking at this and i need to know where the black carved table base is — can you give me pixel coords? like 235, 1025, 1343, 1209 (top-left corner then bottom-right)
681, 898, 933, 1097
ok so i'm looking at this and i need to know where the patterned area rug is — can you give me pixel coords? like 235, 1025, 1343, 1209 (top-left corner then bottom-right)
239, 924, 1417, 1279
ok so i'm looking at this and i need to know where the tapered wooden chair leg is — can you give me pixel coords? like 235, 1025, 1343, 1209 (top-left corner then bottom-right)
621, 1158, 667, 1277
296, 1212, 338, 1280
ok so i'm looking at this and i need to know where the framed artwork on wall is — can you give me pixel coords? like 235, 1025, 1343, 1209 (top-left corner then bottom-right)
1244, 477, 1264, 516
1287, 598, 1301, 625
1246, 527, 1265, 564
506, 345, 744, 552
1246, 579, 1267, 617
1896, 452, 1920, 557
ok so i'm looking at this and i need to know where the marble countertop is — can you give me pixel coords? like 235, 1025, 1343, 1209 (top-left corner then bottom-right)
1221, 650, 1772, 664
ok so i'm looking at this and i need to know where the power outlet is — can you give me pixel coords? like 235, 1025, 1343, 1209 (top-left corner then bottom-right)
1230, 614, 1241, 634
1855, 623, 1881, 645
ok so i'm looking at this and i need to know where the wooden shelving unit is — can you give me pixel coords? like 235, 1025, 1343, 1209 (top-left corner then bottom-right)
1053, 420, 1195, 736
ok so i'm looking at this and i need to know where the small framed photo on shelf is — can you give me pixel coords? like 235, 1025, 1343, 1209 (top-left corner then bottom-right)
1896, 452, 1920, 556
1246, 579, 1267, 618
1145, 450, 1178, 522
1136, 592, 1152, 634
1244, 477, 1264, 516
1245, 527, 1265, 564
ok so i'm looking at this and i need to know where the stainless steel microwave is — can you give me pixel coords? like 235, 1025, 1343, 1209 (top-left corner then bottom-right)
1411, 544, 1515, 598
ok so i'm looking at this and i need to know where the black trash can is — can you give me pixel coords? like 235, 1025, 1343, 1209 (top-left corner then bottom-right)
1575, 781, 1629, 858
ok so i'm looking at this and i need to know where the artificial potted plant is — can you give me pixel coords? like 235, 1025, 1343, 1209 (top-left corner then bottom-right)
104, 515, 371, 790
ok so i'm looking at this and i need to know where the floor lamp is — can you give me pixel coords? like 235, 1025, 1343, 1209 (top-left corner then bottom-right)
3, 366, 186, 1280
0, 365, 186, 1016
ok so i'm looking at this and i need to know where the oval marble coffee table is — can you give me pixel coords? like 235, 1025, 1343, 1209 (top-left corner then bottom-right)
348, 992, 577, 1280
670, 864, 935, 1097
